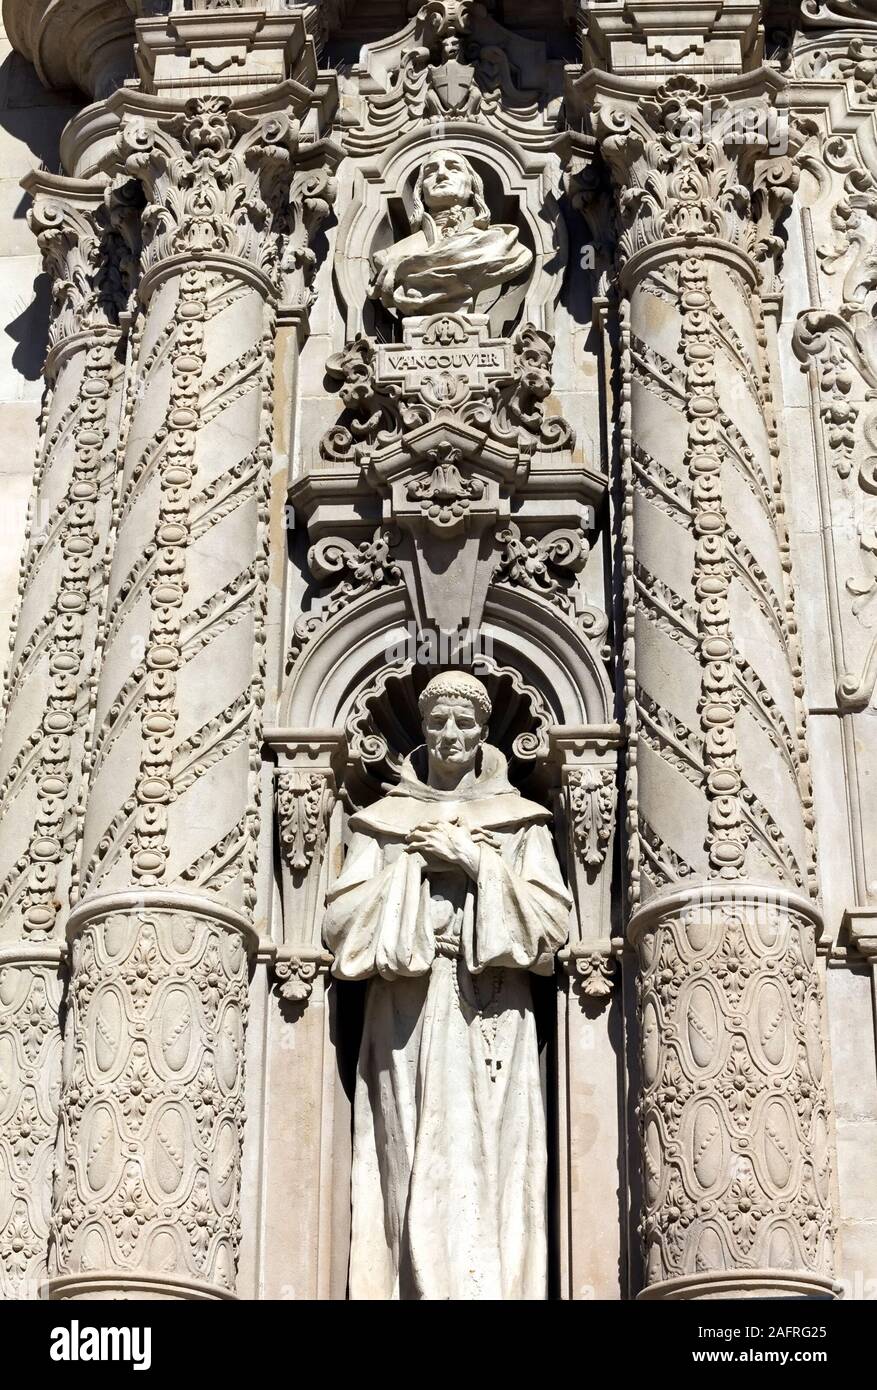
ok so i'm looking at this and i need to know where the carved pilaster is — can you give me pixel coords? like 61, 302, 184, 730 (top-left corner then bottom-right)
772, 31, 877, 1123
793, 292, 877, 570
549, 728, 621, 1009
54, 90, 339, 1299
845, 908, 877, 1077
269, 732, 342, 1005
573, 56, 836, 1295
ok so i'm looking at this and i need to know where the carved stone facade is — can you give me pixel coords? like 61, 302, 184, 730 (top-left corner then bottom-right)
0, 0, 873, 1301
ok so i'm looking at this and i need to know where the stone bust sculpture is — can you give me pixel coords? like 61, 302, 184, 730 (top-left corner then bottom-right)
369, 149, 533, 317
323, 671, 571, 1299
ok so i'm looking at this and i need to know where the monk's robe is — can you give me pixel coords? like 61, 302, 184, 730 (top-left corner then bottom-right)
323, 745, 571, 1300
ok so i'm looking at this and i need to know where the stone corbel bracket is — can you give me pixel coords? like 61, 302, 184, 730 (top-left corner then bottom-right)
267, 943, 335, 1005
263, 727, 346, 1005
559, 942, 620, 1001
372, 422, 520, 635
548, 722, 625, 1006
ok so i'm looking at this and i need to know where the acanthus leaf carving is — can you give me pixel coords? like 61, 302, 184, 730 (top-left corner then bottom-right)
570, 948, 617, 1000
112, 96, 341, 292
797, 37, 877, 101
583, 73, 800, 287
26, 177, 141, 353
567, 766, 616, 869
276, 770, 335, 873
321, 336, 428, 465
272, 948, 333, 1005
280, 163, 340, 312
493, 521, 590, 612
288, 526, 404, 667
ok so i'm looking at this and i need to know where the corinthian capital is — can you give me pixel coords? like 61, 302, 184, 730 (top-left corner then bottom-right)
112, 95, 341, 295
575, 71, 799, 281
23, 173, 140, 353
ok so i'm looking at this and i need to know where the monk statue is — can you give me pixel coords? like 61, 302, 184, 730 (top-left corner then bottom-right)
323, 671, 571, 1299
368, 149, 533, 317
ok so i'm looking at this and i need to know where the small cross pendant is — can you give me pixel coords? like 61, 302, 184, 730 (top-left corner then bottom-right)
485, 1056, 502, 1082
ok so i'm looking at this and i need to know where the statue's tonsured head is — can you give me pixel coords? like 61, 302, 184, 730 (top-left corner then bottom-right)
419, 672, 491, 776
411, 150, 490, 230
418, 672, 492, 724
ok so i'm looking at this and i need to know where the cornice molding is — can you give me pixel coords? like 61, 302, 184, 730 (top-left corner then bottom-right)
58, 70, 339, 177
2, 1, 329, 100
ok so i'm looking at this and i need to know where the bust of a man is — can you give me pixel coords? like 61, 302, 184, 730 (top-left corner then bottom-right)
323, 671, 571, 1300
369, 149, 532, 317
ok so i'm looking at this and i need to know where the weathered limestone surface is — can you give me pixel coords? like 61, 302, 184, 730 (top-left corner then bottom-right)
0, 0, 874, 1301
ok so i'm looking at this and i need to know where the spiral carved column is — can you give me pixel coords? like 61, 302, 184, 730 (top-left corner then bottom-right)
586, 71, 837, 1298
47, 95, 333, 1300
0, 176, 135, 1297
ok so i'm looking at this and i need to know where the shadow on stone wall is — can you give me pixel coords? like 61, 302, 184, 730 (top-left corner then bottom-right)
0, 50, 81, 381
5, 270, 50, 381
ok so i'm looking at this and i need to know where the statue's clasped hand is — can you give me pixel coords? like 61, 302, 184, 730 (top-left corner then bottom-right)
404, 817, 484, 879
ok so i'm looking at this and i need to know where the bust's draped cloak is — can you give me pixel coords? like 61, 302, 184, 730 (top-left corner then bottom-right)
323, 745, 571, 1300
370, 219, 532, 315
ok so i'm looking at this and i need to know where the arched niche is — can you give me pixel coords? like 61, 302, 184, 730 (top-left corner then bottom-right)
275, 581, 615, 804
332, 123, 568, 340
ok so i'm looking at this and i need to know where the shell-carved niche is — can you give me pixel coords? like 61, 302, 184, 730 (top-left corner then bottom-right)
342, 658, 554, 807
333, 128, 568, 340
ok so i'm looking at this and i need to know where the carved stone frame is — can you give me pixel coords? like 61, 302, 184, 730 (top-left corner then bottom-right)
332, 123, 568, 339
